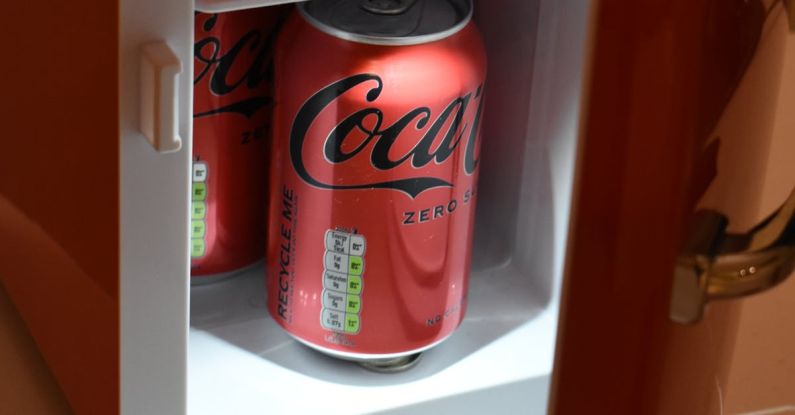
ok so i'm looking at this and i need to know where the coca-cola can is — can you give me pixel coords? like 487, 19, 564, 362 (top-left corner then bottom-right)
191, 8, 288, 282
267, 0, 486, 370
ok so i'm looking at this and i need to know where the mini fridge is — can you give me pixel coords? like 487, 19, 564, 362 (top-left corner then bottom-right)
2, 0, 794, 414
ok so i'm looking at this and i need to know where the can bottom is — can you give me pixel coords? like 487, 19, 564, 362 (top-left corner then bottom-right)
190, 260, 263, 286
357, 353, 423, 373
285, 329, 456, 373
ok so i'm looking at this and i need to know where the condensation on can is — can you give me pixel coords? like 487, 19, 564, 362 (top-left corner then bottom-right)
191, 8, 289, 282
267, 0, 487, 365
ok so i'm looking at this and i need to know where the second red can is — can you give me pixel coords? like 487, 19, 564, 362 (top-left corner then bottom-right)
192, 8, 287, 281
267, 0, 487, 369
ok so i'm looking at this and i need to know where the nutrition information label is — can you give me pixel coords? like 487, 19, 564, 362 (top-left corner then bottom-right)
191, 162, 208, 259
321, 230, 365, 334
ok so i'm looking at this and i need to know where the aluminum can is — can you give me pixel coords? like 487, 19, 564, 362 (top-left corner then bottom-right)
267, 0, 486, 368
192, 9, 287, 281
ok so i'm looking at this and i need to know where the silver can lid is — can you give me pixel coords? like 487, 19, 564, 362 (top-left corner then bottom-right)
297, 0, 473, 46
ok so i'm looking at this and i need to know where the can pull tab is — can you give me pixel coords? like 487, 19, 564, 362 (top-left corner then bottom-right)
360, 0, 419, 15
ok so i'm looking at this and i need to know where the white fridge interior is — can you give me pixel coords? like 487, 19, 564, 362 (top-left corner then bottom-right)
120, 0, 592, 413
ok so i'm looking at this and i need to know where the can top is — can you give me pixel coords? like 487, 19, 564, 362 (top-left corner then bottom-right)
297, 0, 473, 46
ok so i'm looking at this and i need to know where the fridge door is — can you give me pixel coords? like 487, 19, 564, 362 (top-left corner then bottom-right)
0, 2, 120, 415
550, 1, 790, 414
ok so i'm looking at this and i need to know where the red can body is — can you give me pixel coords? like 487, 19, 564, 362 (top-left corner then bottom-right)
267, 8, 487, 358
192, 9, 286, 279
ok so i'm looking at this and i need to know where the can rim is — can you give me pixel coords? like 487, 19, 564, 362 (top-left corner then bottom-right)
287, 328, 456, 361
296, 0, 473, 46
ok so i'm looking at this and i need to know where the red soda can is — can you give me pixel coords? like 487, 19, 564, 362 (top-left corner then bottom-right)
191, 9, 287, 282
267, 0, 486, 370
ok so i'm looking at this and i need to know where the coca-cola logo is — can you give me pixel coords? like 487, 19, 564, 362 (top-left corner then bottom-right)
193, 13, 278, 118
291, 74, 484, 198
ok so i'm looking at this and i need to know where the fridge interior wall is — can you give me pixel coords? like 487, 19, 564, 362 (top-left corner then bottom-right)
120, 0, 591, 414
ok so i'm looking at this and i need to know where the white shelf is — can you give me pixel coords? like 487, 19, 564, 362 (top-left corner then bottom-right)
188, 263, 557, 415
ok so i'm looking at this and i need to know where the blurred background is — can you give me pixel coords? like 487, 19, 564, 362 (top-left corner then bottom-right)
724, 23, 795, 415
